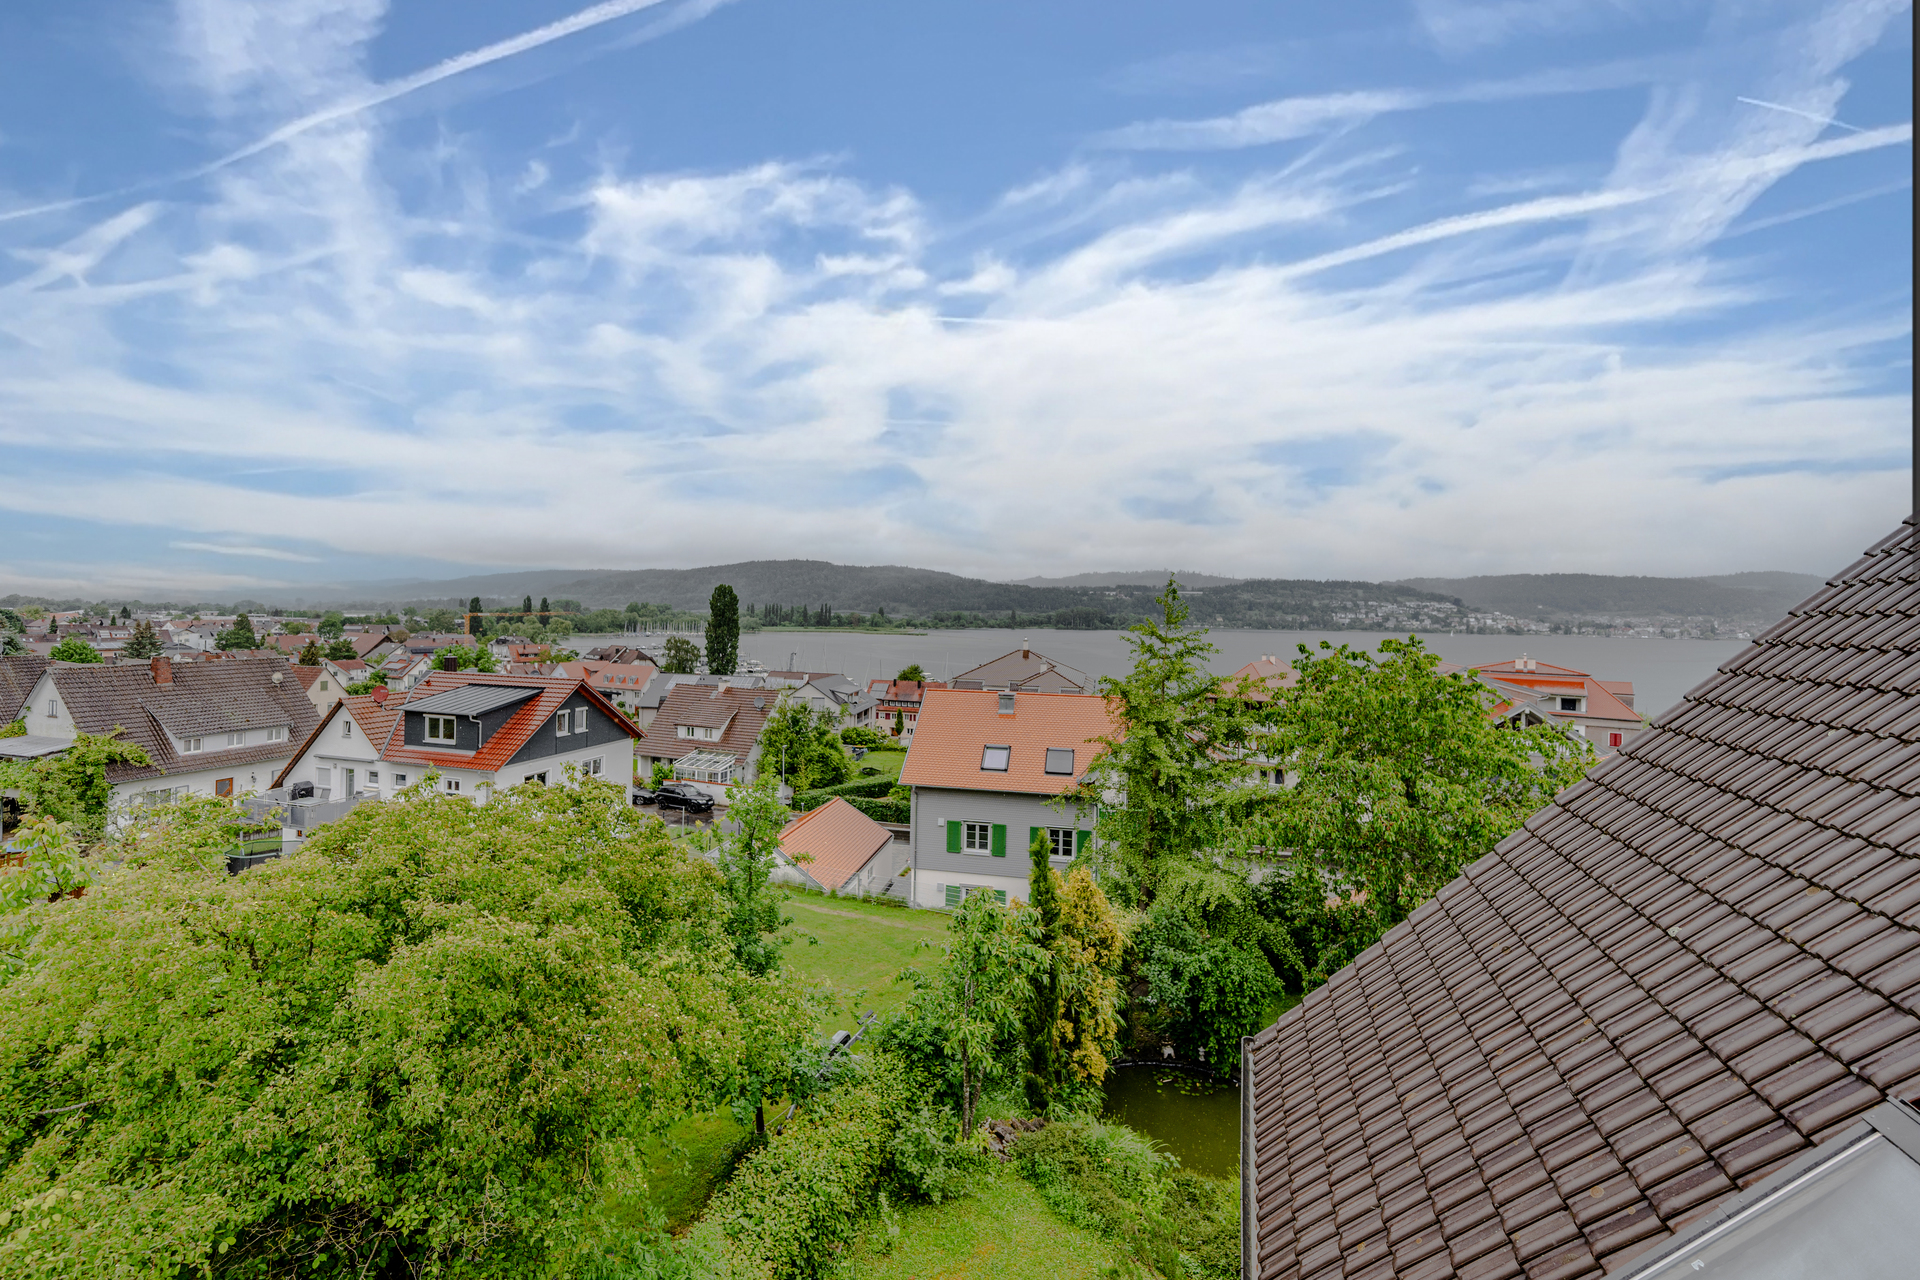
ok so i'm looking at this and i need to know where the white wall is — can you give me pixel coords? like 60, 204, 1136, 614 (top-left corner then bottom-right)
909, 784, 1093, 909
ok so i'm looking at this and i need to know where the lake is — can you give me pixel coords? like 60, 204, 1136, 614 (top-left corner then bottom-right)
581, 627, 1747, 725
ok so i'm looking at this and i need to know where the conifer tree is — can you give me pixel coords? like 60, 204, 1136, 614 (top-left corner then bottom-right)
1023, 831, 1063, 1114
706, 584, 740, 676
122, 620, 163, 660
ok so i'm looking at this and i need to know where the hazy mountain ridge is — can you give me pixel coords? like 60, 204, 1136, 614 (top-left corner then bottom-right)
1393, 571, 1829, 621
1007, 570, 1245, 589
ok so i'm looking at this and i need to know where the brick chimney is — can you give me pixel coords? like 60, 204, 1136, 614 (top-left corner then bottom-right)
151, 654, 173, 685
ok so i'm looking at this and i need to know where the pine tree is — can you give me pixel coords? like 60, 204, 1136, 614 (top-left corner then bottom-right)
214, 613, 258, 651
522, 594, 533, 619
297, 638, 324, 666
1023, 831, 1063, 1114
706, 584, 740, 676
467, 597, 482, 636
122, 620, 163, 660
538, 597, 550, 626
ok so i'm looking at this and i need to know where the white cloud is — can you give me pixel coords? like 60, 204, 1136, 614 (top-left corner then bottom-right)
0, 0, 1909, 593
171, 542, 324, 562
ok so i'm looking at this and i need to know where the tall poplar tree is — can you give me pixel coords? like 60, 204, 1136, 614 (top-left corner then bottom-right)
706, 584, 740, 675
1023, 831, 1063, 1114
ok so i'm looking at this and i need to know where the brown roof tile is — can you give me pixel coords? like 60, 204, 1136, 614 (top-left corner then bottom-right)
1243, 519, 1920, 1280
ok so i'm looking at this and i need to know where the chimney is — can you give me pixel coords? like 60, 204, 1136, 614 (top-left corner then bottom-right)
151, 654, 172, 685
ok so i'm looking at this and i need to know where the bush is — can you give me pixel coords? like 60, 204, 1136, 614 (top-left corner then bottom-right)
699, 1055, 911, 1279
790, 776, 898, 811
839, 726, 883, 748
846, 796, 909, 824
886, 1102, 987, 1204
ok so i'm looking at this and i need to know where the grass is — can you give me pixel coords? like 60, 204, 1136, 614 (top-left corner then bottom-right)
842, 1165, 1115, 1280
849, 745, 906, 784
640, 1109, 751, 1231
777, 886, 948, 1031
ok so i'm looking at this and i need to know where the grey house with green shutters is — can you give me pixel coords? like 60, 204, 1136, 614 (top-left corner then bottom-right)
897, 688, 1118, 909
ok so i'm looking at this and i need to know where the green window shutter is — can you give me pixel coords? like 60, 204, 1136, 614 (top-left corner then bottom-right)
944, 884, 961, 909
1076, 829, 1091, 855
991, 824, 1007, 857
947, 820, 962, 854
994, 889, 1008, 905
1029, 826, 1042, 854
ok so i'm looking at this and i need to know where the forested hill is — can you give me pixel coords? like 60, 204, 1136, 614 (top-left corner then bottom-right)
1394, 571, 1828, 623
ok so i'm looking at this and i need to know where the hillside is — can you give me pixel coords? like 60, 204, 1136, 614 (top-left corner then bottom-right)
1007, 570, 1244, 589
1393, 571, 1827, 623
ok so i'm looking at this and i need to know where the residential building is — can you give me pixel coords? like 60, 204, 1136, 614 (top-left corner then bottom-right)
1240, 519, 1920, 1280
582, 644, 658, 666
1444, 654, 1645, 751
552, 660, 658, 720
0, 653, 49, 725
12, 654, 319, 810
322, 657, 372, 689
866, 678, 947, 741
1224, 654, 1298, 701
288, 664, 336, 715
635, 683, 777, 788
777, 797, 902, 897
900, 688, 1119, 908
376, 649, 435, 691
273, 670, 641, 805
949, 647, 1092, 694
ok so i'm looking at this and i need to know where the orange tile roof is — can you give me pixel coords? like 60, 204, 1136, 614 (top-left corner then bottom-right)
778, 797, 894, 891
900, 689, 1119, 795
1225, 655, 1299, 701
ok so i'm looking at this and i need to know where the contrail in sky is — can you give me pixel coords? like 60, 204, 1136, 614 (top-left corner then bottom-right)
0, 0, 709, 224
1736, 96, 1865, 133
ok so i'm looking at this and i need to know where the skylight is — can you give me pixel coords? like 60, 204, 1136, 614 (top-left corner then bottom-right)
1045, 747, 1074, 775
980, 745, 1010, 771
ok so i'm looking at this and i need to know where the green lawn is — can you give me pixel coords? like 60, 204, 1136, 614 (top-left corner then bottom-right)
640, 1109, 750, 1232
843, 1166, 1115, 1280
849, 745, 907, 784
777, 887, 948, 1031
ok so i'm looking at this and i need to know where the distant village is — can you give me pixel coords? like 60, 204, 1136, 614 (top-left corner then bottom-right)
3, 594, 1646, 900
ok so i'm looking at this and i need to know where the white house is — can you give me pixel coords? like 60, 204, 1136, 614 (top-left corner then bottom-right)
14, 654, 320, 811
273, 670, 641, 805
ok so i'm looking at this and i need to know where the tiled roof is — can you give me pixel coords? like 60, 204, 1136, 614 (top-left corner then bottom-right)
274, 670, 641, 785
46, 656, 320, 783
1243, 519, 1920, 1280
779, 797, 894, 891
1228, 655, 1300, 701
640, 685, 774, 764
1, 654, 50, 724
868, 678, 946, 704
288, 665, 323, 692
554, 660, 658, 700
949, 648, 1091, 693
900, 689, 1119, 795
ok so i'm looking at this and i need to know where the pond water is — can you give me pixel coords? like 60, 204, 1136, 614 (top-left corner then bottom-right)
1100, 1065, 1240, 1179
579, 628, 1746, 727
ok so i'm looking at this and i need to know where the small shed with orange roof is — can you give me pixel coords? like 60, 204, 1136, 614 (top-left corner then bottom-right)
776, 797, 901, 897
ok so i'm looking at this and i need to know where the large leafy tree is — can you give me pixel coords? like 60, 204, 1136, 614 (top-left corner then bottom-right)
0, 730, 152, 842
1071, 579, 1270, 905
1248, 637, 1594, 988
659, 634, 701, 674
323, 637, 358, 661
317, 610, 345, 640
213, 612, 258, 650
46, 636, 100, 664
756, 696, 852, 791
0, 784, 812, 1277
706, 584, 740, 676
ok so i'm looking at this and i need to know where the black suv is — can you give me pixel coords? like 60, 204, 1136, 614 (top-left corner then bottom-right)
653, 782, 715, 814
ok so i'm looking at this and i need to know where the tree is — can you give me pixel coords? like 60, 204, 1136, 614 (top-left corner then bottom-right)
537, 596, 550, 627
435, 643, 497, 673
214, 613, 258, 650
422, 607, 460, 633
522, 594, 534, 618
0, 729, 151, 839
0, 783, 812, 1276
706, 584, 740, 676
469, 596, 484, 636
757, 696, 852, 790
908, 892, 1042, 1139
1022, 832, 1063, 1114
47, 636, 101, 664
1053, 866, 1125, 1087
121, 620, 163, 660
1071, 579, 1270, 905
317, 611, 345, 640
660, 635, 701, 674
896, 663, 926, 683
324, 638, 358, 662
690, 775, 795, 979
1247, 637, 1593, 986
892, 708, 905, 737
296, 638, 324, 666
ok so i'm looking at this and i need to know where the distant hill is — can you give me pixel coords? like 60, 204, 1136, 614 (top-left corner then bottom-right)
1392, 572, 1828, 623
1008, 570, 1244, 589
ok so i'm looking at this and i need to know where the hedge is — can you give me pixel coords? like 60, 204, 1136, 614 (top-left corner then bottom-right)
846, 796, 910, 825
699, 1055, 910, 1278
791, 776, 898, 811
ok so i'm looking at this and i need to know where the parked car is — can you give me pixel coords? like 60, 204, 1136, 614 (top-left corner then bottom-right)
653, 782, 715, 814
629, 785, 658, 806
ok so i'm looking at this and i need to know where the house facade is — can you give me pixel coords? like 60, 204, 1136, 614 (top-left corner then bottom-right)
13, 654, 319, 811
948, 647, 1092, 694
899, 688, 1119, 908
273, 670, 640, 804
1444, 654, 1645, 751
866, 678, 946, 741
635, 683, 776, 789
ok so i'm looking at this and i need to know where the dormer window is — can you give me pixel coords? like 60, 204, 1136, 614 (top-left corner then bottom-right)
1558, 697, 1583, 712
226, 731, 245, 748
182, 736, 203, 753
981, 744, 1011, 772
424, 715, 457, 744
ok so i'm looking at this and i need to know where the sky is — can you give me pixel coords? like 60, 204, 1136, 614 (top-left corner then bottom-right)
0, 0, 1911, 600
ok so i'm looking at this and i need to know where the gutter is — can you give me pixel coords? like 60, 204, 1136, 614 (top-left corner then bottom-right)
1241, 1033, 1256, 1280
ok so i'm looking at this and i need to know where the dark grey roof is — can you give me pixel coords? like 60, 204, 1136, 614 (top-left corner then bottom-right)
0, 654, 50, 724
400, 684, 543, 717
0, 734, 73, 761
1243, 518, 1920, 1280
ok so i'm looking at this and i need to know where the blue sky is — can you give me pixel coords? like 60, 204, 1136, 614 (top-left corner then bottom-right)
0, 0, 1910, 599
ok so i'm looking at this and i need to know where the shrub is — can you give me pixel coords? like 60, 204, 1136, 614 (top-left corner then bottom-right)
846, 796, 909, 824
839, 726, 883, 748
886, 1102, 987, 1204
789, 776, 898, 811
700, 1054, 911, 1279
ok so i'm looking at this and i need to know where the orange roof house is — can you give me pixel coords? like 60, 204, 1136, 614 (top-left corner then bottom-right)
778, 797, 900, 896
901, 689, 1121, 910
1444, 654, 1645, 753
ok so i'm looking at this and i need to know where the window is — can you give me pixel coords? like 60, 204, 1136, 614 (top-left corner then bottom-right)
341, 720, 352, 738
944, 884, 1008, 909
980, 744, 1011, 771
584, 757, 604, 777
214, 778, 234, 797
1048, 827, 1077, 859
1559, 696, 1582, 712
393, 773, 408, 786
1044, 747, 1074, 775
183, 736, 203, 753
319, 680, 328, 691
445, 778, 461, 792
997, 692, 1016, 714
963, 821, 993, 852
1608, 732, 1624, 748
266, 726, 284, 743
226, 731, 245, 748
556, 710, 572, 736
525, 771, 548, 785
424, 715, 456, 744
367, 771, 379, 784
46, 700, 58, 718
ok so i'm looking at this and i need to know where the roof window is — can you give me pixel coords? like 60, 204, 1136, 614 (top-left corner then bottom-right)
1044, 747, 1075, 775
981, 744, 1011, 772
997, 692, 1016, 714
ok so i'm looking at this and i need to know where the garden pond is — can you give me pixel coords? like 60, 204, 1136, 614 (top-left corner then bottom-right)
1099, 1064, 1240, 1179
